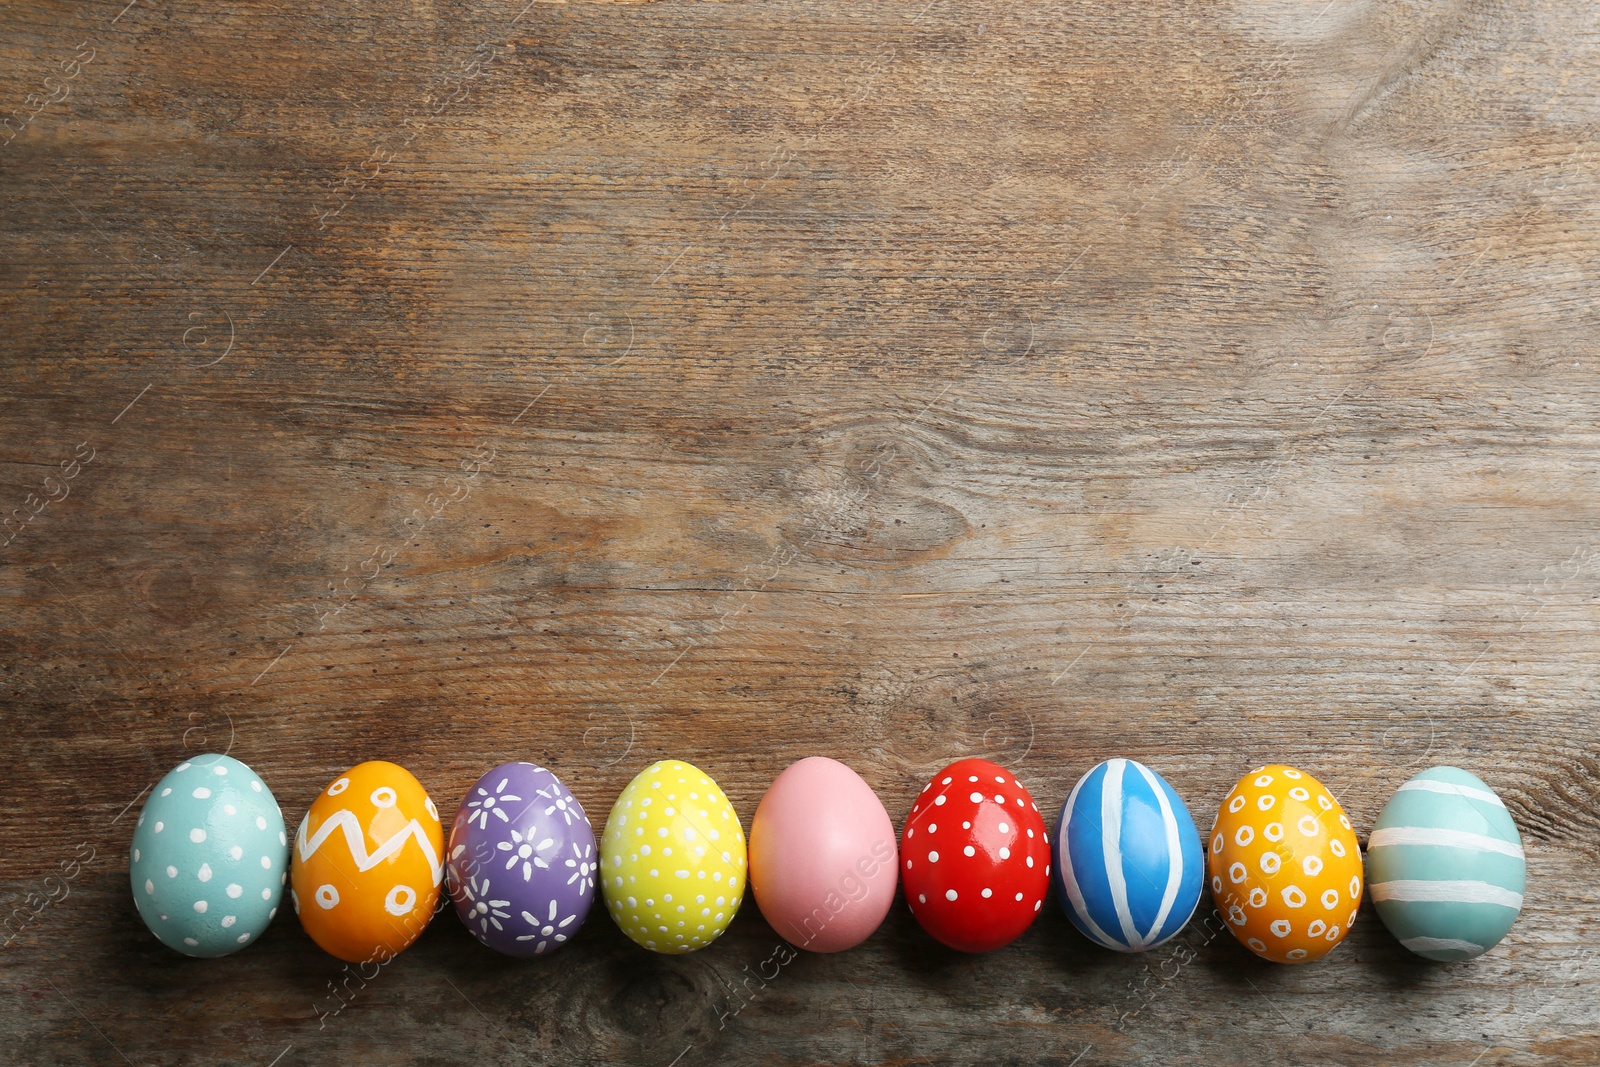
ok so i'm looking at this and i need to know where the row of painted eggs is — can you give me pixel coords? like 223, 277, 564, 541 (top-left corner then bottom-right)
130, 754, 1523, 966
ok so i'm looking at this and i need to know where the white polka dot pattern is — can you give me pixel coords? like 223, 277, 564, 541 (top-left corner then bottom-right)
128, 754, 287, 958
600, 759, 746, 954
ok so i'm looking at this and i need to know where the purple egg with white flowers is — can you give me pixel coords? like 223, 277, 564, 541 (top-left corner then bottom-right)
446, 761, 597, 956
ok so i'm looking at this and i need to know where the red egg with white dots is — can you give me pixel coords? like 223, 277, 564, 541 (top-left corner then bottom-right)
900, 758, 1051, 953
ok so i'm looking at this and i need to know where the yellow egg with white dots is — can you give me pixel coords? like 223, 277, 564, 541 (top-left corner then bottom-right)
600, 759, 747, 953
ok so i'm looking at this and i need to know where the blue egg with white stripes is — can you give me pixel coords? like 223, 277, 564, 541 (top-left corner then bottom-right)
1368, 766, 1524, 962
1052, 758, 1204, 952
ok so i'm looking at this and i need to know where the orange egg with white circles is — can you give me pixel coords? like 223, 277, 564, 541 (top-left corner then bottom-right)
1207, 765, 1363, 964
291, 761, 444, 963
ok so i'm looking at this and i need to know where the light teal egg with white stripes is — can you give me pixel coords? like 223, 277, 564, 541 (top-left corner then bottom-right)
129, 754, 289, 957
1368, 766, 1524, 962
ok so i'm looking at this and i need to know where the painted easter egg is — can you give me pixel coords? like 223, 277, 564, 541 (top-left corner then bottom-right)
1208, 764, 1363, 964
129, 754, 288, 957
600, 759, 747, 953
446, 761, 598, 956
1367, 766, 1524, 961
748, 756, 897, 952
901, 758, 1050, 953
1053, 758, 1204, 952
291, 761, 444, 963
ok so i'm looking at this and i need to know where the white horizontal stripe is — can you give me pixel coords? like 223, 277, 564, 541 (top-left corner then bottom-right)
1369, 879, 1522, 909
1397, 779, 1505, 809
1369, 826, 1524, 859
1402, 936, 1487, 956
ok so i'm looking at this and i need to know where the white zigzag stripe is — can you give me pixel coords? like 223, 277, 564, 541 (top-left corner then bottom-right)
297, 808, 443, 884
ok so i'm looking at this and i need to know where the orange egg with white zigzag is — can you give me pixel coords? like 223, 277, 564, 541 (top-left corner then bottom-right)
291, 761, 444, 963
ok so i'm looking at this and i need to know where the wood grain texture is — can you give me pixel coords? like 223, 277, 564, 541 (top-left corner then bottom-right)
3, 0, 1600, 1062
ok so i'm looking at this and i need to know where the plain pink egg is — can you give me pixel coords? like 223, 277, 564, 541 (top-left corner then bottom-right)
748, 756, 899, 952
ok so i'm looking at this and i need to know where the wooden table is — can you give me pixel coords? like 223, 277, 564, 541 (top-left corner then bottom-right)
3, 0, 1597, 1062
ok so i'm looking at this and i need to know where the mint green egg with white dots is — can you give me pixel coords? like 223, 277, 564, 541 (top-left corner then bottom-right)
129, 753, 289, 957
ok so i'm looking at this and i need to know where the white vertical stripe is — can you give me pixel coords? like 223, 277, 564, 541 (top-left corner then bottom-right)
1396, 779, 1505, 809
1102, 758, 1140, 948
1057, 768, 1122, 950
1133, 760, 1183, 949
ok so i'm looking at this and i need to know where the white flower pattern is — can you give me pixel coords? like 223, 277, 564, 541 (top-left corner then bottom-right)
448, 762, 598, 956
539, 783, 580, 826
466, 776, 524, 830
497, 828, 557, 882
565, 840, 595, 894
516, 897, 580, 954
460, 874, 512, 935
